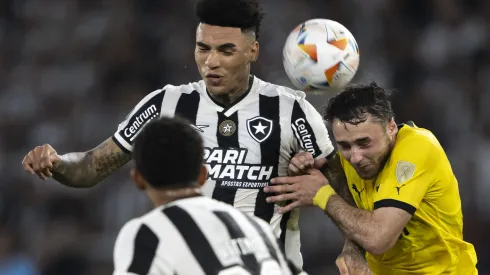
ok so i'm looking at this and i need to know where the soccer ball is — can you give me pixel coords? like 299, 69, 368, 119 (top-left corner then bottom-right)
283, 19, 360, 92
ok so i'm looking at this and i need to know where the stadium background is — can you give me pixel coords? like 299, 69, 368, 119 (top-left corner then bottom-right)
0, 0, 489, 274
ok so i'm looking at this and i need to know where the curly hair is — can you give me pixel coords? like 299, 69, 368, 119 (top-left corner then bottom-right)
324, 81, 395, 125
196, 0, 264, 39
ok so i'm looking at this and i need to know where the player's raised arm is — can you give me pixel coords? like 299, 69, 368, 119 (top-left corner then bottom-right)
55, 138, 131, 187
22, 88, 167, 188
22, 137, 131, 188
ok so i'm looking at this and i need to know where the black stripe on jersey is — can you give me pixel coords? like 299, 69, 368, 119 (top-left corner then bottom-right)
254, 95, 281, 223
163, 205, 225, 274
278, 211, 291, 251
291, 100, 321, 158
174, 90, 200, 124
243, 214, 280, 263
212, 111, 240, 205
374, 199, 416, 215
127, 224, 159, 274
214, 211, 260, 273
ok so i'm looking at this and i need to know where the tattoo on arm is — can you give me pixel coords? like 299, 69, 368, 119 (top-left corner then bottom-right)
92, 140, 132, 180
52, 138, 132, 188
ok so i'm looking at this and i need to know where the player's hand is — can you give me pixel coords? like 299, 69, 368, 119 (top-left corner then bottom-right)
336, 252, 372, 275
264, 168, 329, 213
22, 144, 61, 180
288, 152, 326, 175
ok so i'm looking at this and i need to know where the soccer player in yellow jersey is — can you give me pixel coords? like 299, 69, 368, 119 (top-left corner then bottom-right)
264, 82, 478, 275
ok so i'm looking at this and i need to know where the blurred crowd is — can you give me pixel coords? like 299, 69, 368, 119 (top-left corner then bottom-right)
0, 0, 489, 274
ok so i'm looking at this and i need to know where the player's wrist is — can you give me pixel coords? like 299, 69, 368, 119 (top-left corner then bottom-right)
313, 184, 336, 210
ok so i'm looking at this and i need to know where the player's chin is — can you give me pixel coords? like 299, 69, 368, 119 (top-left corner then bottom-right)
206, 84, 227, 96
356, 168, 377, 180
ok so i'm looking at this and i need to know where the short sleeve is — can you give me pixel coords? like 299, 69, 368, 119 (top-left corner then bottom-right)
290, 97, 334, 159
112, 89, 166, 153
374, 136, 438, 215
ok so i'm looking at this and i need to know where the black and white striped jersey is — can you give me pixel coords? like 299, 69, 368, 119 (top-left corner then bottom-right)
112, 76, 335, 266
113, 196, 306, 275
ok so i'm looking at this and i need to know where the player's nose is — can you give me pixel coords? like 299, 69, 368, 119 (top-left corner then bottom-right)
205, 50, 220, 68
349, 148, 363, 165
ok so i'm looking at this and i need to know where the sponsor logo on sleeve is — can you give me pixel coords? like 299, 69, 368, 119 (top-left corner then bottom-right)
120, 104, 160, 143
291, 118, 316, 156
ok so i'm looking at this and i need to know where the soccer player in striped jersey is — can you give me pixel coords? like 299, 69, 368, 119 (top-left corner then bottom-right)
114, 116, 303, 275
21, 0, 365, 269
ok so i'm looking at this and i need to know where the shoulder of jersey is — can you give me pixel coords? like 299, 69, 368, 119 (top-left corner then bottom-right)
160, 80, 206, 94
118, 216, 145, 237
159, 77, 307, 101
254, 76, 306, 100
397, 124, 442, 152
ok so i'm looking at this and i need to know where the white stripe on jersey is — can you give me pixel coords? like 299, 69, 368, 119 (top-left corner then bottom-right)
113, 197, 296, 275
196, 94, 220, 196
112, 76, 335, 268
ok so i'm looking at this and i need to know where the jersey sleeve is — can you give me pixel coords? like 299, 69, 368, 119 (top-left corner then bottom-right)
290, 97, 335, 159
113, 219, 173, 275
373, 136, 439, 215
112, 88, 166, 153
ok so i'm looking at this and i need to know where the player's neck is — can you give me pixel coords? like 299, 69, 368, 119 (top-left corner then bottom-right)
210, 75, 251, 107
148, 187, 202, 207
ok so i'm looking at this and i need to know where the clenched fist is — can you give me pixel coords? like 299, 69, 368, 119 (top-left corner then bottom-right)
288, 151, 326, 175
22, 144, 61, 180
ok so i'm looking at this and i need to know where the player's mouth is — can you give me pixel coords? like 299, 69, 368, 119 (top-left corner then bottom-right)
357, 163, 371, 171
206, 74, 223, 86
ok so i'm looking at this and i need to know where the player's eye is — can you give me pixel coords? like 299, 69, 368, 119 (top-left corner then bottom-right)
356, 139, 370, 147
221, 50, 234, 56
358, 142, 370, 148
338, 143, 350, 150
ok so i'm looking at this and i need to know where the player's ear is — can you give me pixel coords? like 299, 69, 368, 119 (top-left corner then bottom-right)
197, 165, 208, 187
387, 117, 397, 135
250, 40, 259, 62
130, 168, 147, 191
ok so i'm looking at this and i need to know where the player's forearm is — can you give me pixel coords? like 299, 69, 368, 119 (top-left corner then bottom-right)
342, 237, 366, 258
51, 138, 131, 188
51, 151, 104, 188
325, 195, 386, 255
322, 155, 366, 257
